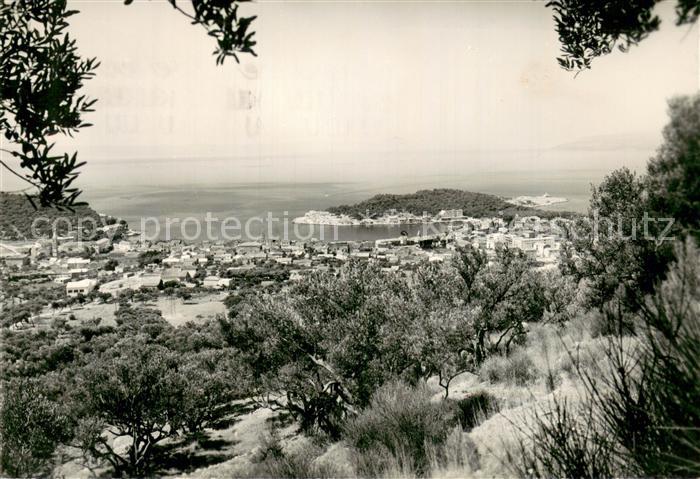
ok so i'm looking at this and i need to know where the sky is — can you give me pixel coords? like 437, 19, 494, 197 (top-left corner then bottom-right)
1, 0, 698, 189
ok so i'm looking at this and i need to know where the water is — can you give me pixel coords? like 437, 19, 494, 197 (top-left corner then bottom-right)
81, 169, 608, 242
7, 146, 646, 241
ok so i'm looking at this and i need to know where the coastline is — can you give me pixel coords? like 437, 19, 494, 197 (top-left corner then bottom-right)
292, 210, 435, 227
293, 192, 570, 226
505, 193, 568, 207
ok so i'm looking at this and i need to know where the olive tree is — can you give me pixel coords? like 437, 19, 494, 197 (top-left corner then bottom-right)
72, 337, 186, 476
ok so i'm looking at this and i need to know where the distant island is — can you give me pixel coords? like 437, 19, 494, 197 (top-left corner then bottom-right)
294, 189, 573, 225
506, 193, 568, 207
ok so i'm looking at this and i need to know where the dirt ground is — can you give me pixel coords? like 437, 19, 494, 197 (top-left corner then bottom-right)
39, 292, 227, 328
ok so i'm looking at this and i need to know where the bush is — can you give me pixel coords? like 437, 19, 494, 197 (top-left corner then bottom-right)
479, 349, 537, 386
449, 391, 500, 431
429, 425, 481, 477
246, 428, 340, 479
0, 377, 73, 477
344, 381, 456, 477
515, 241, 700, 477
512, 397, 616, 478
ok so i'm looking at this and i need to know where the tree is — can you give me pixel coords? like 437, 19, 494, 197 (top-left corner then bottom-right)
73, 338, 185, 476
568, 167, 675, 312
646, 94, 700, 242
546, 0, 699, 71
408, 261, 476, 397
114, 305, 172, 340
103, 259, 118, 271
176, 349, 249, 434
453, 246, 546, 363
0, 377, 73, 477
0, 0, 256, 208
221, 262, 422, 436
223, 253, 554, 431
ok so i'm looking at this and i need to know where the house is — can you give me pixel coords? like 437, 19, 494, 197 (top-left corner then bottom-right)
113, 241, 132, 253
202, 276, 231, 289
203, 276, 220, 288
66, 279, 97, 297
293, 259, 312, 268
214, 253, 233, 263
162, 256, 181, 266
99, 223, 123, 236
67, 257, 91, 268
1, 253, 28, 269
58, 241, 87, 255
94, 238, 111, 253
227, 264, 255, 273
237, 241, 263, 255
327, 242, 350, 254
183, 269, 197, 279
69, 268, 90, 279
438, 209, 464, 219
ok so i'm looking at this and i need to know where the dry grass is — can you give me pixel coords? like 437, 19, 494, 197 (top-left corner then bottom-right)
153, 323, 614, 479
479, 348, 538, 386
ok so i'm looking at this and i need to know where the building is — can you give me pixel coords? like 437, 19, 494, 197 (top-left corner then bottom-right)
66, 279, 97, 297
438, 209, 464, 219
159, 268, 182, 283
0, 244, 31, 269
1, 253, 28, 269
69, 268, 90, 279
67, 257, 91, 268
94, 238, 111, 253
203, 276, 220, 288
203, 276, 232, 289
113, 241, 133, 253
237, 241, 263, 255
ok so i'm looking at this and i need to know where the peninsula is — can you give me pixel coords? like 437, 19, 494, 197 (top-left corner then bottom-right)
293, 188, 572, 226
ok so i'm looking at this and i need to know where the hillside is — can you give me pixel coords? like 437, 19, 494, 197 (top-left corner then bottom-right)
328, 188, 571, 219
0, 193, 103, 240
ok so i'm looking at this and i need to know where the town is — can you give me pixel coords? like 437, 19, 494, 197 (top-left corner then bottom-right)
0, 209, 571, 331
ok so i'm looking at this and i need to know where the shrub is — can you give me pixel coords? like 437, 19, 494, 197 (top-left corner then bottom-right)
247, 428, 340, 479
0, 377, 73, 477
596, 240, 700, 476
479, 349, 537, 386
428, 425, 481, 477
515, 241, 700, 477
344, 381, 456, 477
512, 397, 617, 478
449, 391, 500, 431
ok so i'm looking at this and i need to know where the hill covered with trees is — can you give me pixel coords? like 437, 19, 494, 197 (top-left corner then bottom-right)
328, 188, 571, 219
0, 193, 102, 240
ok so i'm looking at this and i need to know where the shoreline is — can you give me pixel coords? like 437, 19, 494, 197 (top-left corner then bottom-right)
505, 193, 568, 207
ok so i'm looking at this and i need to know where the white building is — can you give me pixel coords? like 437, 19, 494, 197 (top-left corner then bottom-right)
66, 279, 97, 297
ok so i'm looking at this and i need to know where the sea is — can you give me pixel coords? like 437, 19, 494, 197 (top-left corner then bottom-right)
79, 167, 615, 242
1, 146, 644, 242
